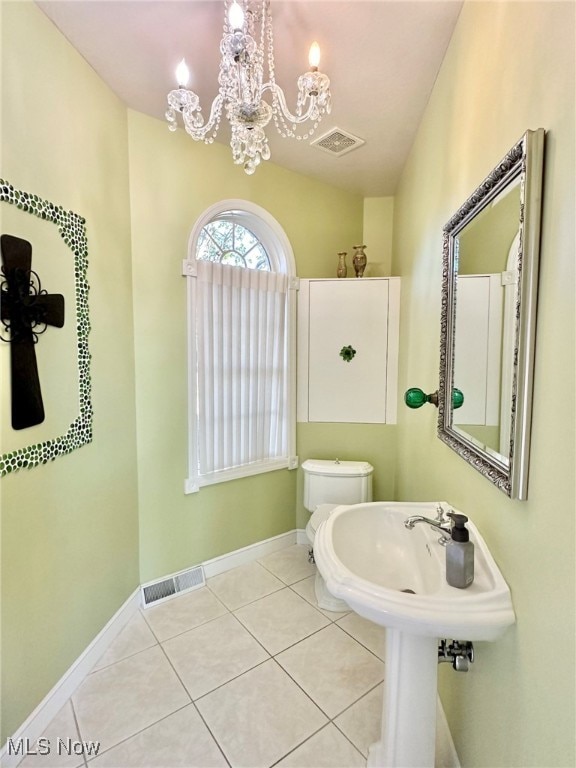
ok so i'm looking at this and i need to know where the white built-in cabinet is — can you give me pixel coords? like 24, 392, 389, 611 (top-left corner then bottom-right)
453, 274, 504, 428
297, 278, 400, 423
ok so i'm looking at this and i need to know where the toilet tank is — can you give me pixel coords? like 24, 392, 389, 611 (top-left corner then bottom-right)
302, 459, 373, 512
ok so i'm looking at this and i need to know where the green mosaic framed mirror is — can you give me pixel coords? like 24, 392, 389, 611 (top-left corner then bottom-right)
0, 179, 92, 476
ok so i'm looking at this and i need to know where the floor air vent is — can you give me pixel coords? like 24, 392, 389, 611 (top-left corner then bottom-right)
310, 128, 365, 157
141, 565, 205, 608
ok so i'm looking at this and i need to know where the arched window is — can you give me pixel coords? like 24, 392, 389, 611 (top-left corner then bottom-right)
184, 202, 297, 492
197, 219, 271, 271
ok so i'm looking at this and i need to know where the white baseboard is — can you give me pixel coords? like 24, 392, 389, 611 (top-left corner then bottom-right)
0, 588, 141, 768
2, 531, 459, 768
203, 529, 297, 578
1, 530, 298, 765
296, 527, 309, 546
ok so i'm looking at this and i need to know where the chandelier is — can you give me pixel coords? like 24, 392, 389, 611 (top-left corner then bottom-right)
165, 0, 332, 175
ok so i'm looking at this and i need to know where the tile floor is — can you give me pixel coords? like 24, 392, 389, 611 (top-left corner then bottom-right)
16, 545, 391, 768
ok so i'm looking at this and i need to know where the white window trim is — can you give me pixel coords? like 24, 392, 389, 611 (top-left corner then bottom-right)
183, 200, 298, 494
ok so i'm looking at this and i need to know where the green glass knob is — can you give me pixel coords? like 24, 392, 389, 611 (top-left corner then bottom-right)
404, 387, 435, 409
405, 387, 464, 410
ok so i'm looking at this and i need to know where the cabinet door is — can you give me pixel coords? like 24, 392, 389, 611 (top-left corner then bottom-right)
453, 274, 503, 426
308, 280, 389, 423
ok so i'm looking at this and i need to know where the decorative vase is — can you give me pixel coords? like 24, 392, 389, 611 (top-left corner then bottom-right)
336, 252, 348, 278
352, 244, 367, 278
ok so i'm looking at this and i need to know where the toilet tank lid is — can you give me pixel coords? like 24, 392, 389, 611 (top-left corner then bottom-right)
302, 459, 373, 477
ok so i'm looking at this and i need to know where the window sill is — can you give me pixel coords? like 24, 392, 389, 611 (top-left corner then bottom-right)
185, 456, 298, 494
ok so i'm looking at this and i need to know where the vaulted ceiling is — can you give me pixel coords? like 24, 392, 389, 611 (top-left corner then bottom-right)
37, 0, 463, 196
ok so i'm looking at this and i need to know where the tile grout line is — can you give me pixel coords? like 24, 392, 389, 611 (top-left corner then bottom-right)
267, 722, 332, 768
205, 579, 286, 612
268, 645, 383, 727
256, 550, 317, 584
141, 551, 380, 762
191, 656, 272, 707
223, 611, 275, 659
335, 620, 387, 663
81, 617, 226, 766
139, 590, 230, 643
171, 619, 273, 706
79, 642, 196, 764
330, 707, 375, 761
175, 553, 372, 762
231, 597, 337, 663
265, 655, 374, 766
86, 636, 159, 676
150, 579, 336, 767
269, 720, 367, 768
54, 548, 383, 768
268, 656, 333, 722
82, 702, 192, 765
154, 639, 232, 768
69, 698, 88, 768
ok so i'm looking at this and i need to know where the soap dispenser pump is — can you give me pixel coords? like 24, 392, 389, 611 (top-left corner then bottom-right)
446, 513, 474, 589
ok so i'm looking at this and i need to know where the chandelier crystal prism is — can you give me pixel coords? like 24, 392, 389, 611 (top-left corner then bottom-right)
165, 0, 332, 175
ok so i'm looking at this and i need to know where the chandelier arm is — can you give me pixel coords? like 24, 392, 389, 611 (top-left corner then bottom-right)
204, 92, 226, 134
262, 83, 319, 125
182, 93, 225, 141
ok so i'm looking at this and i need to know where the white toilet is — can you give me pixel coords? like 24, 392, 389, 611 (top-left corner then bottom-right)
302, 458, 374, 612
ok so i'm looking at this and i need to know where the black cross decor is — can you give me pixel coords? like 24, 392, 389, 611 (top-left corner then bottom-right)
0, 234, 65, 430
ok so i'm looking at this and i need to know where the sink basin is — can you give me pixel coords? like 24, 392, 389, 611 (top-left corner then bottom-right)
314, 501, 515, 641
314, 501, 515, 767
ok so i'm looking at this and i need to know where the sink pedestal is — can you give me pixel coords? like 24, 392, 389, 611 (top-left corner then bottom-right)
314, 501, 516, 764
368, 629, 438, 768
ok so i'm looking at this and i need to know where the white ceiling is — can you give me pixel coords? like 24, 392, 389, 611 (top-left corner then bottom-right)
36, 0, 463, 197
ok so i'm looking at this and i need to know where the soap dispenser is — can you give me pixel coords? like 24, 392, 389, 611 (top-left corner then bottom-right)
446, 513, 474, 589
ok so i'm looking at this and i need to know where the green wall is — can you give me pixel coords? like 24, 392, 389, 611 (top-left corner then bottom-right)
0, 1, 371, 741
457, 185, 520, 275
363, 196, 394, 276
4, 3, 573, 766
295, 423, 398, 530
127, 110, 369, 582
392, 3, 575, 766
0, 2, 140, 743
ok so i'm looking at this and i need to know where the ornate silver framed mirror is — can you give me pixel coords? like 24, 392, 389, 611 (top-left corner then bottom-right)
438, 129, 545, 500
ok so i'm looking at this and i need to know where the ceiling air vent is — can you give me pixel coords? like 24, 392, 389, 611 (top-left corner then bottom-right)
310, 128, 365, 157
141, 565, 205, 608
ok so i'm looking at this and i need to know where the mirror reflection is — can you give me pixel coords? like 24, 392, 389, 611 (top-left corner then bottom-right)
452, 178, 521, 461
438, 129, 545, 500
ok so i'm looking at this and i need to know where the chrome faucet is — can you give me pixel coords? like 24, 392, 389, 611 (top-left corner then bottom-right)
404, 504, 453, 545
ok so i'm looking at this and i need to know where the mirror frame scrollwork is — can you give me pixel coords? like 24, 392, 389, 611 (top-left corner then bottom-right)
438, 129, 545, 500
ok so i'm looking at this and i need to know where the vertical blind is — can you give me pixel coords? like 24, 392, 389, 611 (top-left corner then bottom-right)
195, 259, 289, 479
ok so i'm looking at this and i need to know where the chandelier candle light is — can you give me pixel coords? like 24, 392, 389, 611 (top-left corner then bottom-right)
165, 0, 332, 174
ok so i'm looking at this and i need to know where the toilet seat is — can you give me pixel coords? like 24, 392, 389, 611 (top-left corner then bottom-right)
305, 503, 340, 545
306, 503, 350, 613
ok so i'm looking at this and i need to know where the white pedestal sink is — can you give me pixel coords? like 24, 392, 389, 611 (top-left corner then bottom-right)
313, 501, 515, 768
